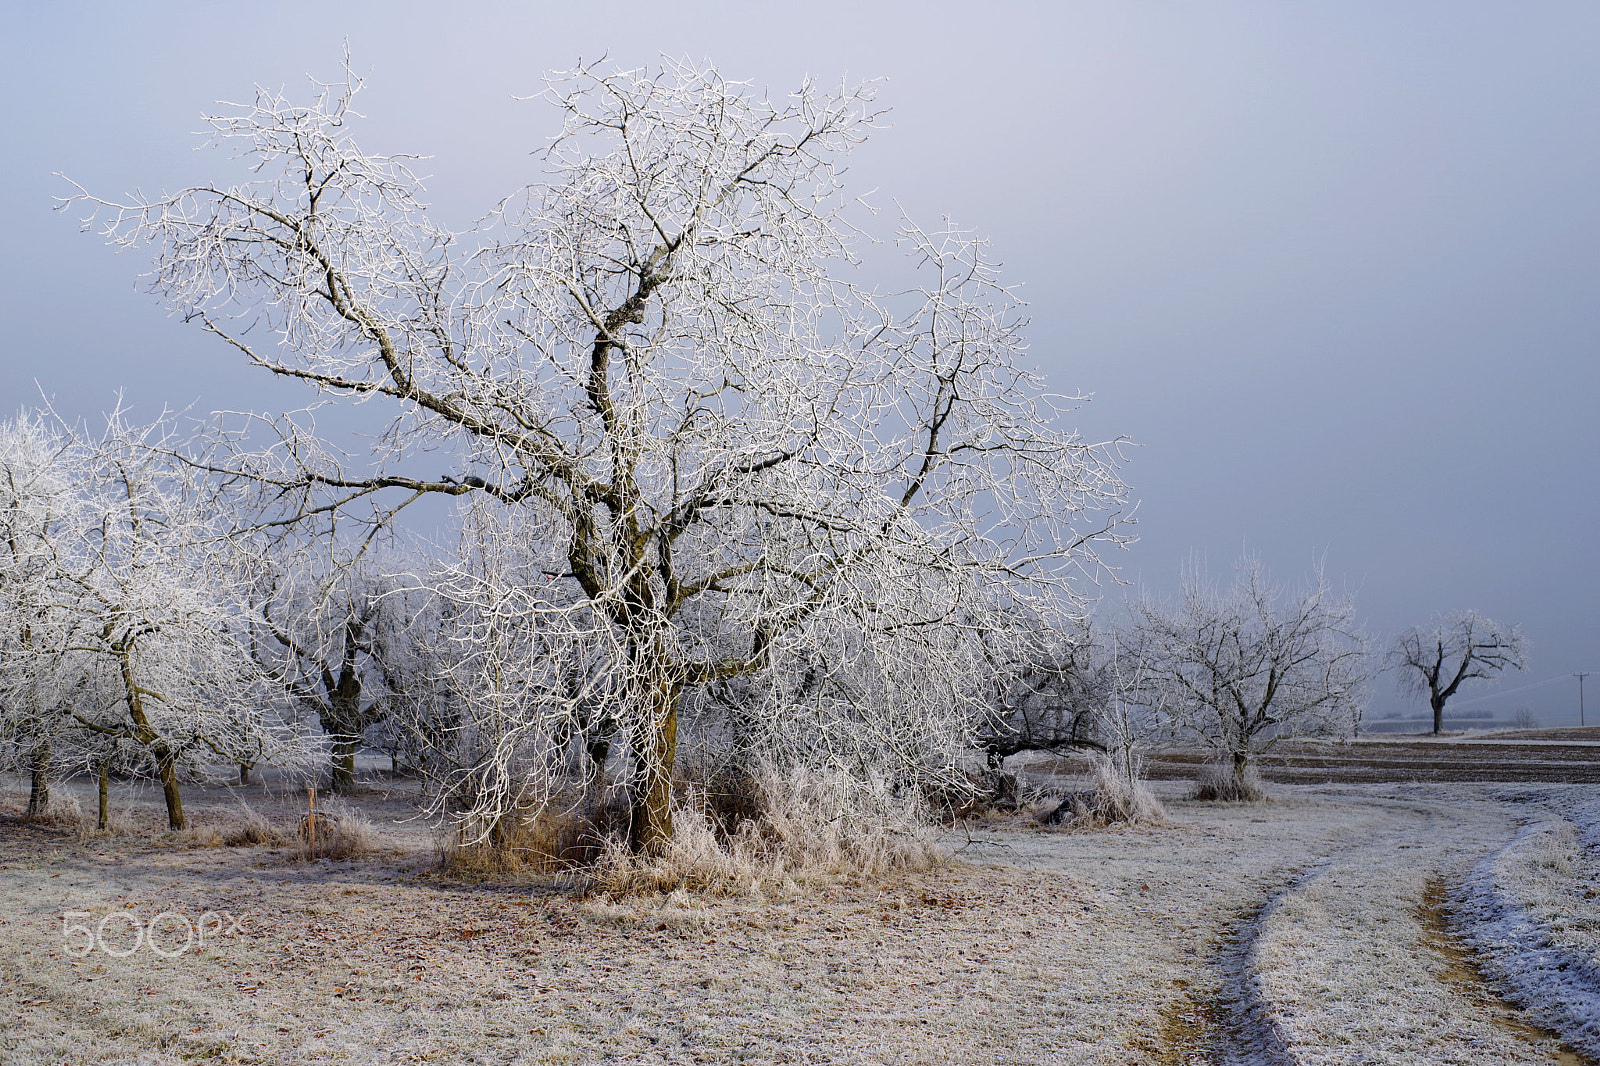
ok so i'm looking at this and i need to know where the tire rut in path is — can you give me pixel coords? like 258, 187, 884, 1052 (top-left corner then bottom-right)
1153, 792, 1569, 1065
1151, 881, 1304, 1066
1418, 875, 1593, 1066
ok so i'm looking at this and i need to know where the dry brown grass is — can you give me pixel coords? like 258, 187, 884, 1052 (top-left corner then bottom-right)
440, 786, 632, 878
295, 799, 390, 860
220, 806, 290, 846
170, 804, 293, 848
1190, 761, 1267, 802
595, 767, 946, 896
439, 766, 945, 894
17, 792, 88, 830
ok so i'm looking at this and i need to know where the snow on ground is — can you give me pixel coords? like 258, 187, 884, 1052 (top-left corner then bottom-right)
2, 779, 1596, 1064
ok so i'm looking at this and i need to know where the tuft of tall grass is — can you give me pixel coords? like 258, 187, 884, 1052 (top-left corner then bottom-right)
1190, 761, 1266, 802
174, 805, 291, 848
221, 807, 290, 847
36, 793, 87, 829
296, 799, 388, 860
1034, 755, 1165, 829
1529, 825, 1580, 877
7, 791, 87, 829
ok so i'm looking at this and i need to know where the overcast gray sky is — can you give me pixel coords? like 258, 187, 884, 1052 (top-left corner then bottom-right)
4, 1, 1596, 722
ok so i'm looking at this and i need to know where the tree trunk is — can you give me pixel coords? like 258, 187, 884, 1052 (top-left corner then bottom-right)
1431, 694, 1446, 735
629, 678, 681, 856
324, 651, 366, 795
156, 747, 186, 830
239, 763, 251, 786
329, 736, 359, 794
26, 736, 50, 818
584, 726, 613, 792
118, 645, 186, 830
1232, 749, 1250, 789
97, 759, 110, 832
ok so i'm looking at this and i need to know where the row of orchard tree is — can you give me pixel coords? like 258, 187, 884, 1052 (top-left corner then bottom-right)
2, 58, 1529, 855
0, 400, 1526, 841
0, 403, 1090, 843
0, 411, 295, 829
0, 397, 1525, 842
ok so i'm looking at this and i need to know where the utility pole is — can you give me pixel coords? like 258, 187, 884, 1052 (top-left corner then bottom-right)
1578, 672, 1591, 728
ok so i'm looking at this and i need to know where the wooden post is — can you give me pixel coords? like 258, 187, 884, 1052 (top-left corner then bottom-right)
307, 787, 317, 857
97, 758, 109, 832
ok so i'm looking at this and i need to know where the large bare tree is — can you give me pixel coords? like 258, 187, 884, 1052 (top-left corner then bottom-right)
1387, 611, 1527, 734
69, 59, 1130, 852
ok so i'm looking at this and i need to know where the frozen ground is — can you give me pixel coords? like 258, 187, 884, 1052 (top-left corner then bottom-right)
1, 777, 1596, 1065
1451, 787, 1600, 1059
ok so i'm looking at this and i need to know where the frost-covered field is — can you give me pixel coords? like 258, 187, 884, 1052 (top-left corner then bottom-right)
2, 782, 1596, 1065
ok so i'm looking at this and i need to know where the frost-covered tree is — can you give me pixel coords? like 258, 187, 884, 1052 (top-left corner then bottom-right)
1, 411, 311, 828
971, 616, 1109, 769
53, 417, 310, 829
69, 59, 1130, 851
0, 413, 84, 816
1130, 555, 1369, 794
1387, 611, 1527, 735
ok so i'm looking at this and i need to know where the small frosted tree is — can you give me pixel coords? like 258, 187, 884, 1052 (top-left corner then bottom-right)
1096, 626, 1167, 800
1131, 555, 1369, 796
53, 416, 309, 829
1387, 611, 1527, 734
0, 412, 85, 816
70, 58, 1130, 852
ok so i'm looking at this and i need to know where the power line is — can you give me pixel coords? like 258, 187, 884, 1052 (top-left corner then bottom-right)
1444, 674, 1570, 709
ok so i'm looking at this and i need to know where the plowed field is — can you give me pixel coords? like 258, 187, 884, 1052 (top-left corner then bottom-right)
1058, 728, 1600, 785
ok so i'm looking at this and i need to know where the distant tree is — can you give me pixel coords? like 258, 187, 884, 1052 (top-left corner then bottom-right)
1130, 555, 1369, 797
1095, 627, 1167, 799
54, 416, 311, 829
251, 554, 419, 793
1387, 611, 1527, 735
